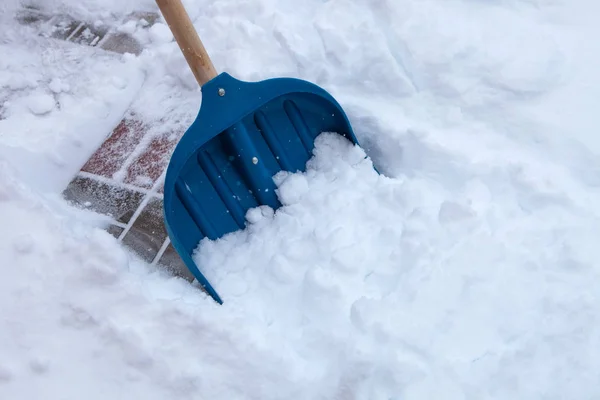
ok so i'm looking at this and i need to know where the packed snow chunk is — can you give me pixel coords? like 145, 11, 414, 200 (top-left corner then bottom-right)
48, 78, 69, 94
117, 20, 137, 35
275, 173, 309, 205
148, 23, 173, 44
26, 93, 55, 115
308, 132, 371, 173
245, 205, 274, 224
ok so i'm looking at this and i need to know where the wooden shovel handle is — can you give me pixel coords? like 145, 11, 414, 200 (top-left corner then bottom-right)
155, 0, 218, 86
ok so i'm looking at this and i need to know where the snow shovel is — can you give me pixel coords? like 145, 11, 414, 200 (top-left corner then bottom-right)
157, 0, 362, 304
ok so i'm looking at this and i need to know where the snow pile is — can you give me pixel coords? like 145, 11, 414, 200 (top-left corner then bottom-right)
196, 132, 600, 398
0, 14, 144, 191
3, 129, 600, 398
2, 0, 600, 399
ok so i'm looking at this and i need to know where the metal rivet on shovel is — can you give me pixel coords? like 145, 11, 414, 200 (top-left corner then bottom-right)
156, 0, 370, 305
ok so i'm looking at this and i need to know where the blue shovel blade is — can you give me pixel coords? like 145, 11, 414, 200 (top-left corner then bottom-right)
162, 72, 361, 304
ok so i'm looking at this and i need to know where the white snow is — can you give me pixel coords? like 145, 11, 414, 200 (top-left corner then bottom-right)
26, 93, 55, 115
148, 23, 173, 44
0, 17, 145, 191
2, 0, 600, 399
48, 78, 69, 94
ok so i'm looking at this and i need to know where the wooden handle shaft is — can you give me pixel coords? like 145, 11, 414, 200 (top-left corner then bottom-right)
155, 0, 218, 86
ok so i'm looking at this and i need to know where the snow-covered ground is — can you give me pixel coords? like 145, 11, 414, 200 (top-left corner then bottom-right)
2, 0, 600, 398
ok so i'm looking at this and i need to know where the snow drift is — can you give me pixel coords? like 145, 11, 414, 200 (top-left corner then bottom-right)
2, 0, 600, 398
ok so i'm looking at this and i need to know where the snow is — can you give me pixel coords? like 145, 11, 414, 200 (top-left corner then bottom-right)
2, 0, 600, 399
148, 23, 172, 44
0, 12, 145, 191
26, 93, 55, 115
48, 78, 69, 94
